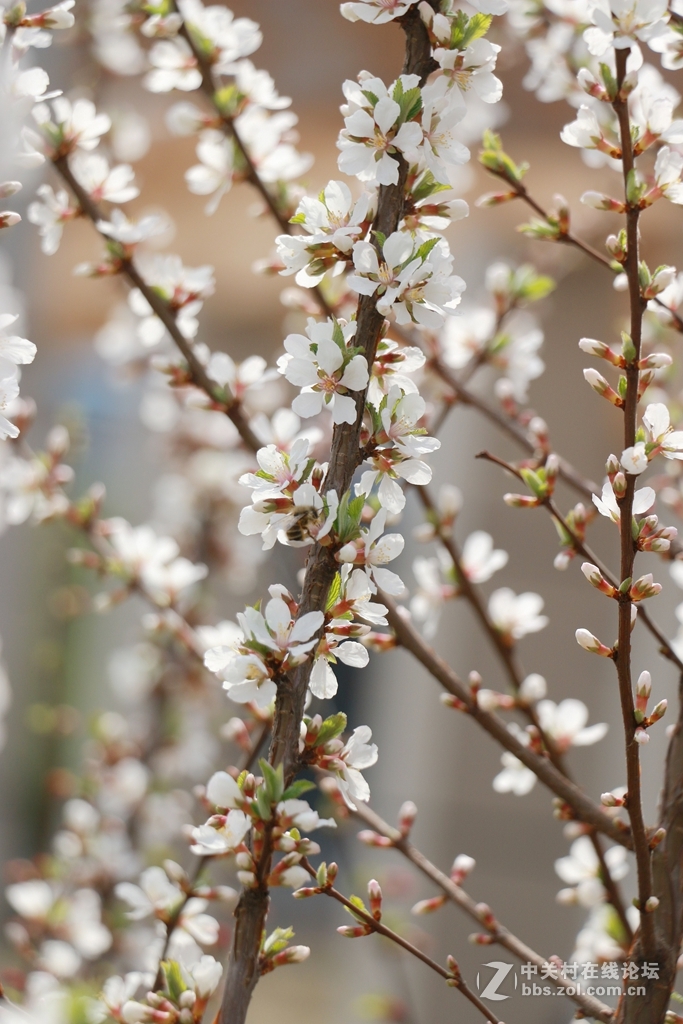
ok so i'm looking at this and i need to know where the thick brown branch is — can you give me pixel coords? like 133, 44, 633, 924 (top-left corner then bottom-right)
217, 11, 437, 1024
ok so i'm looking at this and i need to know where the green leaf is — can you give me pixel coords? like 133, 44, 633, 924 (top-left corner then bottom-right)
162, 961, 187, 1002
410, 171, 451, 204
331, 317, 347, 358
374, 230, 386, 249
326, 572, 342, 611
397, 87, 422, 125
260, 759, 284, 804
255, 785, 272, 821
520, 467, 547, 499
316, 712, 348, 746
281, 779, 317, 800
414, 236, 440, 264
289, 212, 306, 225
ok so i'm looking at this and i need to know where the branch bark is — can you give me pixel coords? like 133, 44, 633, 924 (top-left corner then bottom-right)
216, 10, 438, 1023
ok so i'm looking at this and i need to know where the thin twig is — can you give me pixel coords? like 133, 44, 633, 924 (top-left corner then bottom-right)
51, 155, 261, 454
299, 859, 504, 1024
381, 592, 632, 847
348, 802, 615, 1022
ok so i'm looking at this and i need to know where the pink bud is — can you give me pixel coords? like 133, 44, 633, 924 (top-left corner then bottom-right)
398, 800, 417, 836
583, 368, 623, 406
367, 878, 383, 919
357, 829, 392, 848
412, 895, 447, 915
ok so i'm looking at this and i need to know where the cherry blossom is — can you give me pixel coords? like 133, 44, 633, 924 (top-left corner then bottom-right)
488, 587, 548, 641
310, 638, 369, 699
32, 97, 111, 155
275, 180, 374, 286
341, 0, 420, 23
27, 184, 76, 255
435, 38, 503, 105
335, 725, 379, 807
0, 314, 35, 366
190, 810, 251, 855
419, 78, 470, 185
337, 73, 424, 185
70, 152, 139, 204
536, 699, 608, 751
584, 0, 670, 57
278, 317, 369, 424
461, 531, 508, 583
338, 508, 406, 595
145, 38, 202, 93
592, 479, 655, 521
493, 725, 537, 795
349, 232, 465, 328
621, 403, 683, 473
555, 836, 628, 907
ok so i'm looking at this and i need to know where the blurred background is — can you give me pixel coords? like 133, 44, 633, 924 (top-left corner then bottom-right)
1, 2, 683, 1022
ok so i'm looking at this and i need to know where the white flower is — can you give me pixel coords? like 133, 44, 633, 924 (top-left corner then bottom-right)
33, 97, 111, 153
90, 973, 154, 1023
190, 810, 250, 855
336, 725, 378, 807
310, 640, 369, 699
639, 403, 683, 463
27, 184, 75, 255
115, 866, 182, 920
186, 129, 235, 214
339, 508, 406, 595
105, 518, 207, 602
96, 209, 168, 246
341, 0, 419, 23
178, 0, 262, 68
275, 180, 373, 287
620, 442, 649, 475
592, 479, 655, 521
537, 699, 608, 751
187, 955, 223, 998
205, 771, 243, 808
493, 751, 537, 795
277, 798, 336, 832
337, 73, 424, 185
70, 152, 139, 204
461, 531, 508, 583
650, 146, 683, 204
435, 38, 503, 105
584, 0, 670, 56
278, 317, 368, 425
0, 377, 20, 439
555, 836, 628, 907
488, 588, 548, 640
410, 552, 454, 637
0, 313, 36, 366
560, 105, 618, 155
349, 232, 465, 328
6, 879, 56, 919
492, 724, 536, 795
419, 78, 470, 185
145, 37, 202, 93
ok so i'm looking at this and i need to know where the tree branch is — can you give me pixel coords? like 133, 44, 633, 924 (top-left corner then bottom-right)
51, 155, 262, 454
382, 592, 632, 847
349, 801, 615, 1022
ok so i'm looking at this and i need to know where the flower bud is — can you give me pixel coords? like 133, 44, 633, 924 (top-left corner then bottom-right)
583, 367, 623, 406
412, 894, 447, 915
606, 453, 620, 478
639, 352, 672, 369
503, 493, 541, 508
649, 699, 668, 724
398, 800, 417, 836
613, 471, 627, 497
451, 854, 476, 884
575, 628, 613, 656
367, 878, 382, 919
630, 573, 662, 601
645, 896, 660, 912
650, 827, 666, 849
635, 728, 650, 745
519, 673, 547, 703
581, 561, 617, 597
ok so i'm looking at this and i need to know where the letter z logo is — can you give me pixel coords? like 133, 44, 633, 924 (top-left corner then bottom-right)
477, 961, 516, 1001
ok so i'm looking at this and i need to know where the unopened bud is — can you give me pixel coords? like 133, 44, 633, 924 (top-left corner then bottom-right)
581, 561, 617, 597
649, 698, 668, 724
273, 945, 311, 966
412, 894, 447, 915
519, 673, 547, 703
367, 878, 382, 919
451, 854, 476, 884
503, 492, 541, 508
650, 827, 666, 849
613, 472, 627, 497
630, 573, 662, 601
575, 628, 613, 656
635, 728, 650, 745
581, 191, 626, 212
644, 896, 660, 912
639, 351, 672, 369
398, 800, 417, 836
600, 791, 623, 807
583, 367, 623, 406
605, 453, 620, 478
